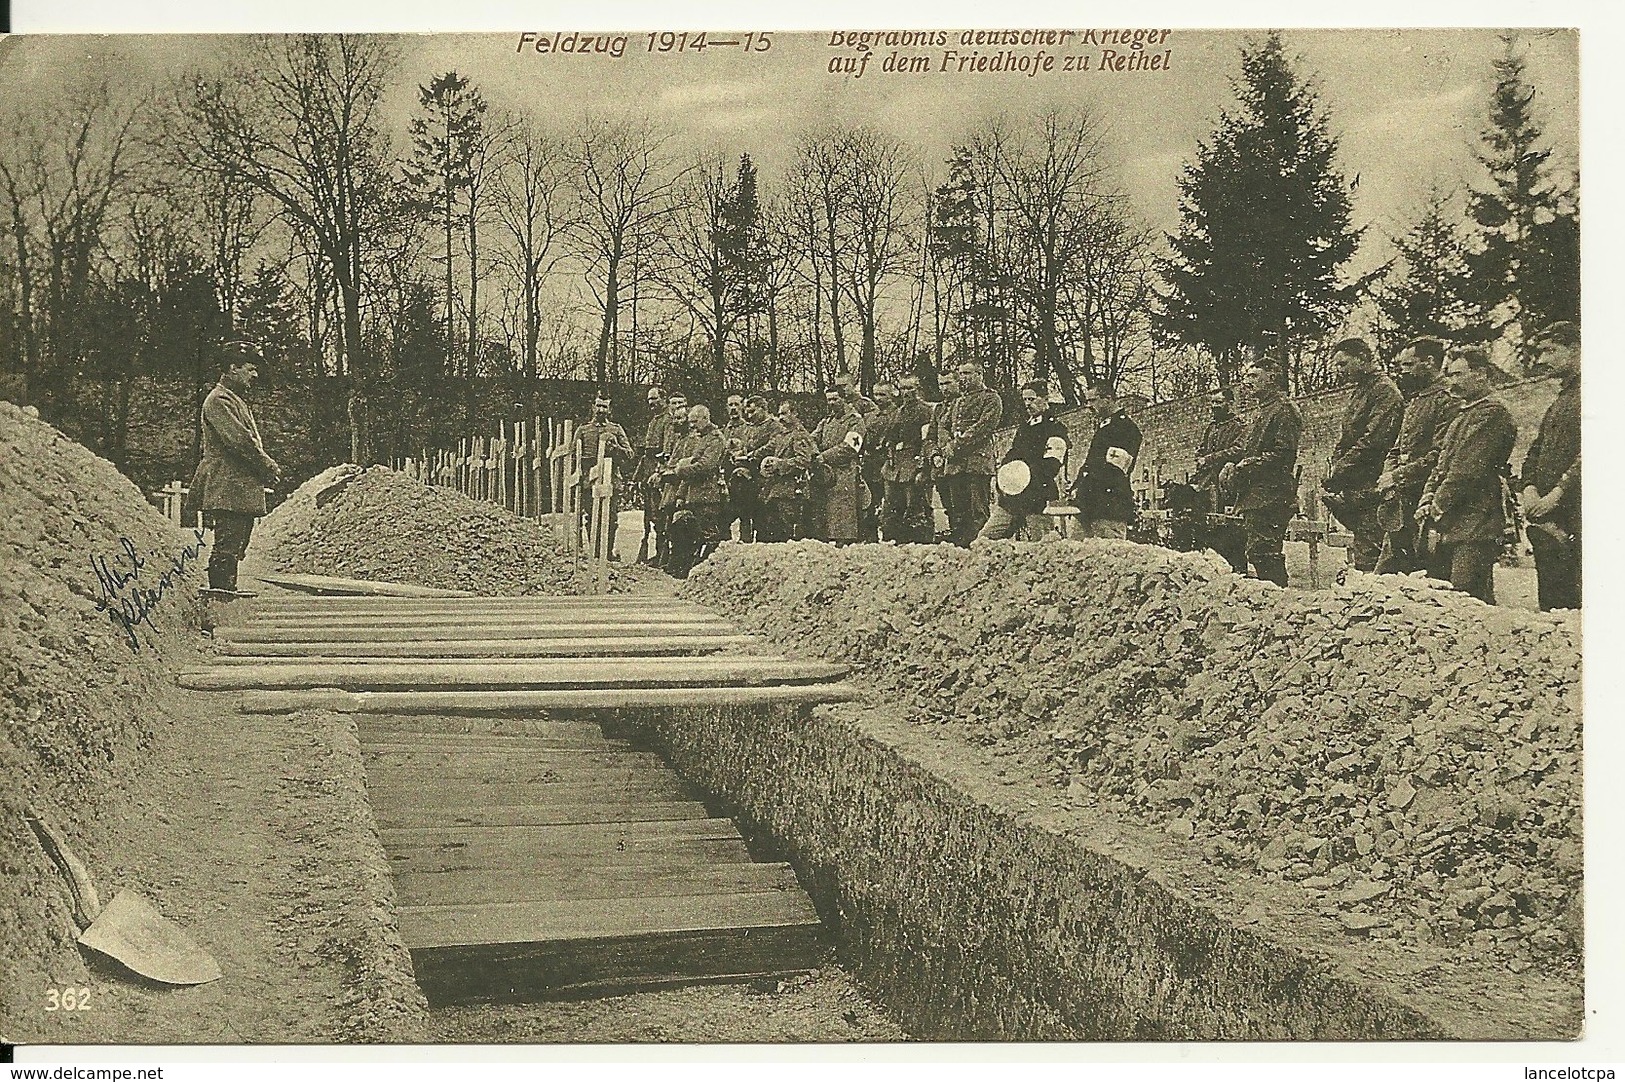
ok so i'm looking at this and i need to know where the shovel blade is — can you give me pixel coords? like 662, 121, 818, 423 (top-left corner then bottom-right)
77, 891, 223, 986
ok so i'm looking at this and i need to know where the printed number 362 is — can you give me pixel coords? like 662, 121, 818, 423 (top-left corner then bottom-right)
46, 987, 91, 1011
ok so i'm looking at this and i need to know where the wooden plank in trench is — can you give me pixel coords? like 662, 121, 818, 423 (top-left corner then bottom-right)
392, 859, 798, 908
216, 635, 757, 659
402, 892, 823, 1004
255, 572, 474, 597
181, 657, 847, 691
216, 621, 736, 644
242, 683, 862, 714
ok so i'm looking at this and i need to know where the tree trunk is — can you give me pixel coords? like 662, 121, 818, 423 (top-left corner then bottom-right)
467, 209, 479, 376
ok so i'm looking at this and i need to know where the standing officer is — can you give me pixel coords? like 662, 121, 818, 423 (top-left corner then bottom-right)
1068, 378, 1142, 540
188, 341, 280, 597
654, 392, 690, 567
979, 380, 1069, 541
926, 370, 961, 542
808, 389, 868, 544
1520, 321, 1581, 610
882, 374, 933, 543
636, 386, 672, 565
1223, 358, 1302, 586
757, 400, 819, 543
575, 391, 635, 560
664, 403, 728, 578
859, 380, 897, 541
940, 359, 1003, 545
1190, 386, 1247, 572
1416, 348, 1517, 604
1374, 339, 1459, 576
1320, 338, 1403, 572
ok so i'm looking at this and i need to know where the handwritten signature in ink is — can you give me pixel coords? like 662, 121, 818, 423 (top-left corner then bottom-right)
90, 528, 208, 652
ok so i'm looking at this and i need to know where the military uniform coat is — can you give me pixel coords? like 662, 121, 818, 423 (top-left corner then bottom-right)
941, 387, 1004, 477
670, 425, 728, 508
1192, 414, 1246, 496
1071, 411, 1143, 524
1384, 380, 1460, 500
882, 397, 931, 484
998, 413, 1070, 516
810, 408, 868, 541
189, 382, 276, 515
1521, 374, 1581, 532
759, 423, 817, 504
1421, 395, 1517, 546
1233, 394, 1303, 513
1324, 374, 1403, 495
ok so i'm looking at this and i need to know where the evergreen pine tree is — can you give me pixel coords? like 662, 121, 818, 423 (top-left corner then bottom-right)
1465, 34, 1579, 368
1373, 187, 1491, 361
402, 72, 485, 377
1156, 33, 1365, 389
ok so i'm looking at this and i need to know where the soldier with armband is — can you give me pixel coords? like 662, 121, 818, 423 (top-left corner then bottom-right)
979, 380, 1069, 541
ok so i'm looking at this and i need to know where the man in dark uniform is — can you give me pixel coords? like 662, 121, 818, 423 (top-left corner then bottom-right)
1069, 378, 1143, 540
654, 392, 690, 567
1520, 321, 1581, 610
757, 400, 819, 543
636, 386, 672, 564
664, 403, 727, 578
188, 341, 280, 596
1190, 386, 1247, 572
882, 374, 933, 544
927, 371, 961, 542
941, 360, 1003, 545
859, 380, 896, 541
1416, 348, 1518, 604
1320, 338, 1403, 572
574, 392, 635, 560
722, 395, 779, 543
1375, 339, 1460, 576
979, 380, 1069, 541
808, 390, 868, 544
1224, 359, 1302, 586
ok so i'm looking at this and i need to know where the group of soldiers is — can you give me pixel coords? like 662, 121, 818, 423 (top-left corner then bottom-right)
568, 320, 1580, 611
1175, 324, 1581, 610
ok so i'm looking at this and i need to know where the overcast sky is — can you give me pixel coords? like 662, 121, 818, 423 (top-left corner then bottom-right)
0, 27, 1578, 272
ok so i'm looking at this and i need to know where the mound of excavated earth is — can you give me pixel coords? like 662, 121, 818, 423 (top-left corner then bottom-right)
252, 465, 644, 595
0, 401, 208, 1017
683, 540, 1582, 973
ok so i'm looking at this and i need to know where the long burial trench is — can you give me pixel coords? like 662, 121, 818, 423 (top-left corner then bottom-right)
190, 581, 1576, 1040
188, 588, 855, 1005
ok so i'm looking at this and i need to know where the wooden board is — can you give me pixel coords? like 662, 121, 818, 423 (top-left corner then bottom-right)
363, 749, 667, 782
361, 736, 634, 756
217, 621, 736, 644
381, 822, 753, 874
404, 894, 823, 1005
182, 657, 847, 692
252, 596, 698, 614
255, 572, 474, 597
244, 609, 721, 629
356, 716, 614, 741
373, 799, 712, 831
366, 776, 699, 807
242, 683, 862, 714
392, 860, 798, 908
217, 635, 757, 659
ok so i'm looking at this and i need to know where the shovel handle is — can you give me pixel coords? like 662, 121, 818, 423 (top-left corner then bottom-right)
24, 809, 102, 931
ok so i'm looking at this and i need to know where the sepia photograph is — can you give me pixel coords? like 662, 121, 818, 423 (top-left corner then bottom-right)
0, 16, 1588, 1057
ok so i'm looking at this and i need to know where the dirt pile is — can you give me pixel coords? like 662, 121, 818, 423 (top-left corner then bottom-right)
0, 400, 207, 1009
683, 540, 1582, 970
253, 465, 646, 595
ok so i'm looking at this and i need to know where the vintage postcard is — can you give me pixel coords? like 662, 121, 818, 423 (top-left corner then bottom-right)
0, 18, 1590, 1066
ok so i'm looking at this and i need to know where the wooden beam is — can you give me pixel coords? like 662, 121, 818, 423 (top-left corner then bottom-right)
216, 621, 736, 644
242, 683, 863, 714
392, 859, 796, 908
243, 609, 720, 629
404, 893, 823, 1005
366, 777, 698, 807
374, 800, 712, 831
216, 635, 757, 659
356, 716, 612, 741
363, 749, 668, 782
181, 657, 848, 691
255, 573, 473, 597
249, 595, 694, 615
382, 827, 752, 875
